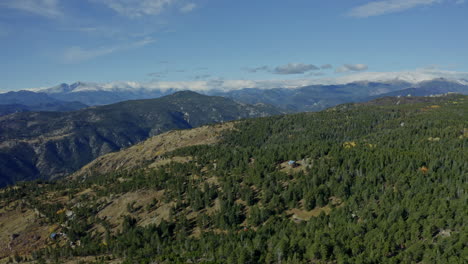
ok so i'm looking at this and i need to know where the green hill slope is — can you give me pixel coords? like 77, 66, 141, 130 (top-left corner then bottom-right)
0, 94, 466, 263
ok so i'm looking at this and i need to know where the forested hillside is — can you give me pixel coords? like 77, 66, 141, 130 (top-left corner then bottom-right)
0, 91, 282, 187
0, 95, 466, 264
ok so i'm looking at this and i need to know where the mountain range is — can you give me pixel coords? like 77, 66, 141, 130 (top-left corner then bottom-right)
0, 90, 87, 116
1, 78, 467, 186
0, 91, 283, 187
21, 78, 468, 112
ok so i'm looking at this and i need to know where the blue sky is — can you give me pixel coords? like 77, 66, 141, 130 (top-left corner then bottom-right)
1, 0, 468, 91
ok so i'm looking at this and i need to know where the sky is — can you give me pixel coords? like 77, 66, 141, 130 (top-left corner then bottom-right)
1, 0, 468, 91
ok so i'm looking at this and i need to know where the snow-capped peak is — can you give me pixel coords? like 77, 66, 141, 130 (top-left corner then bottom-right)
25, 68, 468, 94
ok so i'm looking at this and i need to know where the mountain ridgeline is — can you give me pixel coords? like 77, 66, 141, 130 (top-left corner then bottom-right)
37, 82, 176, 106
0, 94, 466, 263
30, 78, 468, 111
0, 91, 283, 187
0, 90, 87, 116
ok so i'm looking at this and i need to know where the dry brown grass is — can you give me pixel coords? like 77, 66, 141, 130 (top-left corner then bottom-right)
288, 206, 332, 221
0, 208, 52, 259
73, 122, 235, 178
149, 156, 192, 168
97, 190, 170, 232
288, 197, 343, 222
205, 198, 221, 216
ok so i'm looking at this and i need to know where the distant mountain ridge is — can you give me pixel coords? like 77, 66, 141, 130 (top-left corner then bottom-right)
23, 78, 468, 111
211, 80, 420, 111
36, 82, 177, 106
0, 91, 283, 187
0, 90, 87, 116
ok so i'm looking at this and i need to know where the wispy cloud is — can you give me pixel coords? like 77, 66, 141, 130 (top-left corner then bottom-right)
245, 63, 322, 75
336, 64, 368, 73
245, 66, 270, 73
63, 37, 156, 63
320, 64, 333, 70
137, 68, 468, 89
132, 37, 156, 46
92, 0, 177, 18
148, 68, 187, 79
148, 71, 168, 78
30, 68, 468, 93
307, 72, 326, 77
0, 0, 63, 18
74, 27, 101, 33
273, 63, 320, 75
63, 46, 116, 64
327, 68, 468, 84
180, 3, 197, 13
348, 0, 441, 17
193, 74, 212, 80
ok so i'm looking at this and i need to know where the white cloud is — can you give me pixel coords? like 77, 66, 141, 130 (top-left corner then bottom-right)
180, 3, 197, 13
93, 0, 177, 17
32, 68, 468, 93
348, 0, 441, 17
336, 64, 369, 73
91, 79, 322, 92
319, 68, 468, 84
62, 37, 156, 63
160, 68, 468, 89
246, 63, 324, 75
0, 0, 62, 18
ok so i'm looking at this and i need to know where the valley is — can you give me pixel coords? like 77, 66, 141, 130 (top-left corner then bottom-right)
0, 91, 283, 187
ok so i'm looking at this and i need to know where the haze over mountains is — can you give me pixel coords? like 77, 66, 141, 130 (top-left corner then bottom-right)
0, 91, 283, 187
11, 77, 468, 112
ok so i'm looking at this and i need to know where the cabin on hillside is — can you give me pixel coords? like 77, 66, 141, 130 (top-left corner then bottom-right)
288, 160, 297, 168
